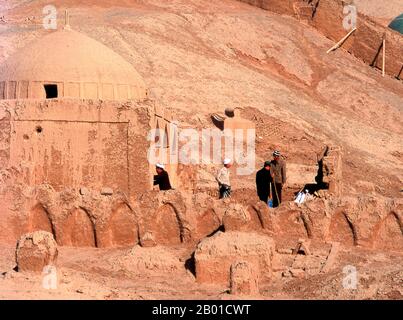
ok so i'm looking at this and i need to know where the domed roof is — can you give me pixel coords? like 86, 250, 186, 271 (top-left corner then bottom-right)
388, 14, 403, 34
0, 28, 147, 100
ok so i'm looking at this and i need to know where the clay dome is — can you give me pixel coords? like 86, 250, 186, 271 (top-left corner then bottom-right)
0, 28, 148, 101
388, 14, 403, 35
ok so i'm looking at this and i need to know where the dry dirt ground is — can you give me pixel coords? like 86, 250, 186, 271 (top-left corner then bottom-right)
1, 241, 402, 300
353, 0, 403, 26
0, 0, 402, 299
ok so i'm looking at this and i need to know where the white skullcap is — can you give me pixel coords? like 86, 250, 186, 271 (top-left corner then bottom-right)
156, 163, 165, 169
223, 158, 231, 165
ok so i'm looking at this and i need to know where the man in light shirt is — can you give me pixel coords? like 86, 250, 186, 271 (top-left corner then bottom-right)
216, 158, 232, 199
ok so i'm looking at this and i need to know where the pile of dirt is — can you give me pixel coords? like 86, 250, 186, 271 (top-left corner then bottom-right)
15, 231, 58, 273
113, 245, 184, 274
195, 231, 275, 285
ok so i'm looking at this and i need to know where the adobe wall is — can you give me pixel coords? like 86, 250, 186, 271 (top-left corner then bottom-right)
0, 98, 181, 245
237, 0, 403, 80
1, 174, 401, 252
0, 99, 156, 197
0, 183, 138, 247
0, 80, 148, 101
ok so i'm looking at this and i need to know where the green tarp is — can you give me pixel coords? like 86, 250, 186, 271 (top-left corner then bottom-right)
388, 14, 403, 34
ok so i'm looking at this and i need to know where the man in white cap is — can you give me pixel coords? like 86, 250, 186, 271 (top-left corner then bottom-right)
154, 163, 172, 191
270, 150, 286, 207
216, 158, 232, 199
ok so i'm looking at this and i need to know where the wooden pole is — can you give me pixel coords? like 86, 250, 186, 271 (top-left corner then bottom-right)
382, 38, 386, 77
327, 28, 357, 54
64, 9, 71, 30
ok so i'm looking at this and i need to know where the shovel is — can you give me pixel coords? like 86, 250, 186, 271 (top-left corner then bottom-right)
267, 183, 273, 208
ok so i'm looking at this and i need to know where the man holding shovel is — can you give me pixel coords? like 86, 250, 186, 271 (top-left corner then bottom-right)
270, 150, 286, 207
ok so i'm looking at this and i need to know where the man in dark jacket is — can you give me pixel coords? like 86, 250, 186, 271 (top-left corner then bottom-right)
154, 163, 172, 191
270, 150, 286, 207
256, 161, 273, 203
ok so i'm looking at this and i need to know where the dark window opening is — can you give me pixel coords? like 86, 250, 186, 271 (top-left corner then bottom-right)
44, 84, 58, 99
163, 125, 169, 148
155, 121, 161, 147
35, 126, 43, 134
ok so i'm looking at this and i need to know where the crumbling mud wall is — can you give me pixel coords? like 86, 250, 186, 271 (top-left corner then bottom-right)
0, 99, 179, 196
0, 101, 401, 250
137, 190, 191, 246
237, 0, 403, 80
0, 98, 180, 245
135, 190, 403, 253
1, 178, 401, 252
194, 231, 275, 286
0, 183, 139, 247
0, 99, 155, 196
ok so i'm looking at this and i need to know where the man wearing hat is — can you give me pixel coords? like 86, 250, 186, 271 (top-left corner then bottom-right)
216, 158, 232, 199
270, 150, 286, 207
256, 161, 273, 204
154, 163, 172, 191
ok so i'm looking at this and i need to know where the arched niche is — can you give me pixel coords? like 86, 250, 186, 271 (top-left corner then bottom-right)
97, 203, 138, 248
328, 211, 356, 246
196, 208, 221, 240
373, 212, 402, 251
61, 208, 96, 247
152, 204, 181, 245
27, 203, 55, 237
